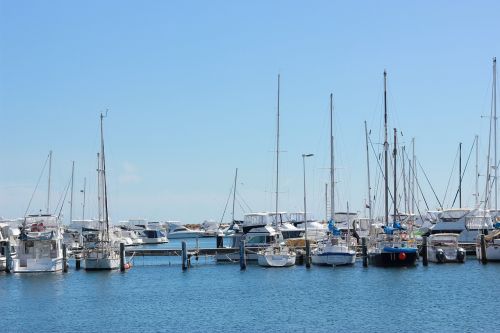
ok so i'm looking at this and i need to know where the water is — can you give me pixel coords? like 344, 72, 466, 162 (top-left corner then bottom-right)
1, 238, 498, 332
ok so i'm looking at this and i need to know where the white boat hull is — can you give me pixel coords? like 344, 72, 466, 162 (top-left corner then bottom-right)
476, 241, 500, 261
257, 253, 296, 267
311, 252, 356, 266
12, 257, 63, 273
167, 232, 204, 239
85, 257, 120, 270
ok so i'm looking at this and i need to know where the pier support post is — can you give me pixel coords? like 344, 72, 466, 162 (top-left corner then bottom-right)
4, 241, 11, 273
422, 236, 428, 266
216, 235, 223, 248
75, 255, 81, 270
63, 244, 68, 273
305, 239, 311, 269
120, 243, 125, 272
182, 241, 188, 271
362, 237, 368, 267
480, 234, 488, 264
239, 240, 246, 270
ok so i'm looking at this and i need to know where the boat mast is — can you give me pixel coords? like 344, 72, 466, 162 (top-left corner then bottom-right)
393, 128, 398, 222
384, 71, 389, 226
82, 177, 86, 220
364, 120, 373, 222
402, 146, 407, 214
325, 183, 328, 222
475, 135, 479, 207
97, 153, 101, 222
494, 57, 497, 212
70, 161, 74, 225
275, 74, 280, 228
330, 93, 335, 221
231, 168, 238, 223
47, 150, 52, 214
412, 138, 416, 215
459, 142, 462, 208
100, 112, 110, 242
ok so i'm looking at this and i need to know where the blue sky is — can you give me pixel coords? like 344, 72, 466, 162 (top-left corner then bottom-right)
0, 1, 499, 224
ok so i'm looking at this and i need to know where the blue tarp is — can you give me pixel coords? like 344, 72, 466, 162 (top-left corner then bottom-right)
328, 220, 341, 236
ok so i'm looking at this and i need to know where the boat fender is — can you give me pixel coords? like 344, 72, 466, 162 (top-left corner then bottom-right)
436, 249, 446, 263
398, 252, 406, 261
456, 250, 465, 263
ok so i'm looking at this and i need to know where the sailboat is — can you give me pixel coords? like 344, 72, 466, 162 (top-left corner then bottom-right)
12, 151, 65, 273
84, 113, 120, 270
477, 57, 500, 261
367, 71, 418, 267
257, 74, 296, 267
311, 93, 356, 266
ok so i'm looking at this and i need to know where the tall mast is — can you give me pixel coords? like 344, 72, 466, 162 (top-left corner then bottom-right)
412, 138, 416, 215
97, 153, 101, 222
70, 161, 74, 225
494, 57, 497, 211
275, 74, 280, 227
475, 135, 479, 207
393, 128, 398, 222
402, 146, 407, 214
231, 168, 238, 223
384, 70, 389, 226
100, 112, 110, 241
325, 183, 328, 222
47, 150, 52, 214
459, 142, 462, 208
364, 120, 373, 222
82, 177, 86, 220
330, 93, 335, 221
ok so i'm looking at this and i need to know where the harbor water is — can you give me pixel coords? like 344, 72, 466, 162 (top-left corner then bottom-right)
1, 238, 498, 333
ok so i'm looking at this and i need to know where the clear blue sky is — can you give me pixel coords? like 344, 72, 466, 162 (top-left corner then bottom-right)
1, 1, 499, 224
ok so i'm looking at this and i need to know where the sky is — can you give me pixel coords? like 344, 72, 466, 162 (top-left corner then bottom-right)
0, 1, 499, 224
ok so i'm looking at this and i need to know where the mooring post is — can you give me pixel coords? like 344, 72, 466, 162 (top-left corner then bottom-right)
480, 234, 488, 264
4, 241, 11, 273
62, 244, 68, 273
239, 240, 246, 270
75, 254, 81, 270
216, 234, 223, 248
120, 243, 125, 272
182, 241, 188, 271
422, 236, 428, 266
362, 237, 368, 267
305, 239, 311, 269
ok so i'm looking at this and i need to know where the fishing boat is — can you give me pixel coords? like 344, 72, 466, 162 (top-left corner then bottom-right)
367, 71, 418, 267
13, 214, 64, 272
257, 75, 295, 267
311, 93, 356, 266
84, 113, 120, 270
427, 233, 466, 263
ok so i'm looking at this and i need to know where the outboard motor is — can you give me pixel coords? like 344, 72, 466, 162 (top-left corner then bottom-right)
456, 248, 466, 263
436, 249, 446, 263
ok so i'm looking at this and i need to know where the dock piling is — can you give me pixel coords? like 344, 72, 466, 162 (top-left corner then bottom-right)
63, 244, 68, 273
4, 241, 11, 273
182, 241, 188, 271
362, 237, 368, 267
216, 235, 223, 248
239, 240, 246, 270
422, 236, 428, 266
305, 239, 311, 269
480, 234, 487, 264
75, 255, 81, 270
120, 243, 125, 271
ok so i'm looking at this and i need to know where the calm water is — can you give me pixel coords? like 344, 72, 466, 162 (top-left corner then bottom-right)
1, 238, 498, 333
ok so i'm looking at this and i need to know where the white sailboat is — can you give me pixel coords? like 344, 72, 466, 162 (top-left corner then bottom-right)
257, 74, 296, 267
312, 93, 356, 266
84, 113, 120, 270
477, 57, 500, 261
